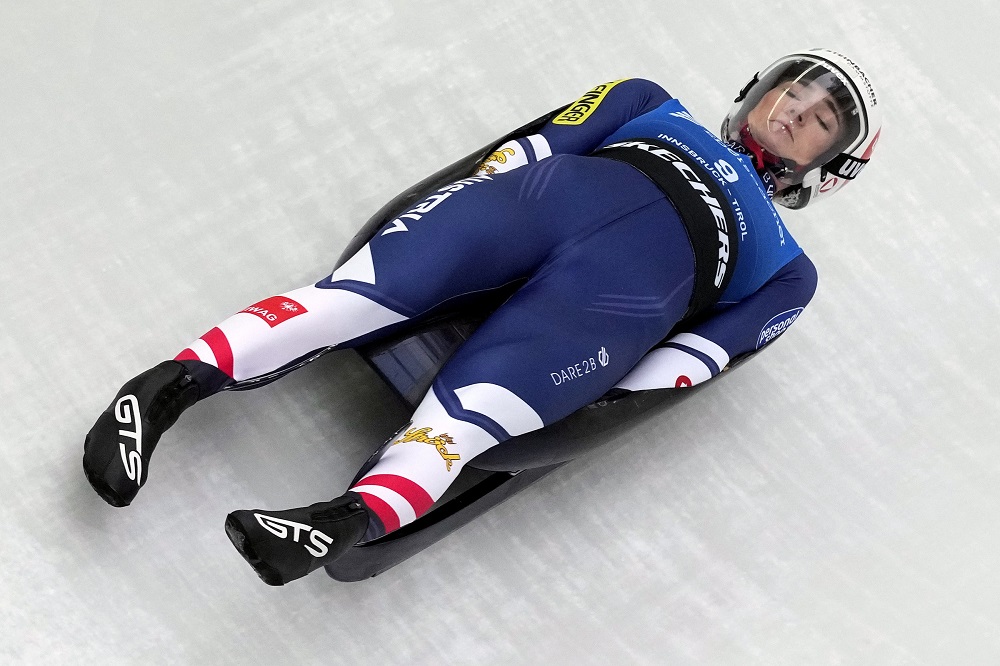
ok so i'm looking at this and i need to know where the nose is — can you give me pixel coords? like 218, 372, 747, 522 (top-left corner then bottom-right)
783, 104, 803, 126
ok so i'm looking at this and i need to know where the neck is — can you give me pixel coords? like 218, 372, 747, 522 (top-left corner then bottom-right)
738, 125, 783, 171
725, 125, 778, 198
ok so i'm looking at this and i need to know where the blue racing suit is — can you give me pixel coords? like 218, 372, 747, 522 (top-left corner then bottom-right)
322, 78, 817, 416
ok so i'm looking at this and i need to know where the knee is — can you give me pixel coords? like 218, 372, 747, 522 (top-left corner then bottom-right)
438, 381, 545, 438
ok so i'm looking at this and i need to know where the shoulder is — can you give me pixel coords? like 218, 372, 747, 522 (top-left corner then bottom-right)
575, 78, 671, 102
621, 77, 670, 93
616, 78, 672, 102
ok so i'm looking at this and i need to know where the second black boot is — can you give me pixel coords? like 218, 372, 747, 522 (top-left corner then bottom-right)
225, 493, 371, 586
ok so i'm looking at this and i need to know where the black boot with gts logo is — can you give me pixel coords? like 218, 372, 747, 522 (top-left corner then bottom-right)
225, 493, 371, 586
82, 361, 201, 507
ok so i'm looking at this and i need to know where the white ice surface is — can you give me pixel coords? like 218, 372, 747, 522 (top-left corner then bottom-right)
2, 1, 999, 664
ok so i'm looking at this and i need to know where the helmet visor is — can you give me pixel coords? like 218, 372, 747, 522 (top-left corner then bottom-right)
728, 57, 864, 185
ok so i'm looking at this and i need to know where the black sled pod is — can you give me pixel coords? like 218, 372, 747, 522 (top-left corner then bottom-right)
324, 106, 766, 581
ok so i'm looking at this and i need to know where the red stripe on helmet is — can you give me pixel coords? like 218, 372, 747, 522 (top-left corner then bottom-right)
861, 129, 881, 160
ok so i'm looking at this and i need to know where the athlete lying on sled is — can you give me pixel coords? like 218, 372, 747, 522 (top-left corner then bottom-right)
83, 49, 882, 586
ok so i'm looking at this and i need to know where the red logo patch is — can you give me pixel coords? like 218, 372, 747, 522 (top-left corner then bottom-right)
240, 296, 308, 328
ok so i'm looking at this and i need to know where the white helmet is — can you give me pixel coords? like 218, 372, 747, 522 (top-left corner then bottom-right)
721, 48, 882, 209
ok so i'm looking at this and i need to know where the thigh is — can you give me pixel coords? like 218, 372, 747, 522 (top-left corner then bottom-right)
432, 198, 696, 432
318, 155, 668, 320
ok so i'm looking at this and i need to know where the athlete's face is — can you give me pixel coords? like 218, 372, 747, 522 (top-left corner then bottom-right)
747, 79, 843, 166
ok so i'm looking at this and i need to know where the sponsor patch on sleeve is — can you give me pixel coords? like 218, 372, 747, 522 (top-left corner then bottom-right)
756, 308, 803, 348
552, 79, 628, 126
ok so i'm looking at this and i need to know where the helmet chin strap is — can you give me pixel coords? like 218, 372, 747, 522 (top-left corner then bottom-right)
726, 124, 779, 198
738, 124, 783, 171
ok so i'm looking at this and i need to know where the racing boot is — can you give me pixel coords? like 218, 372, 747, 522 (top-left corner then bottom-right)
225, 492, 373, 586
83, 360, 218, 507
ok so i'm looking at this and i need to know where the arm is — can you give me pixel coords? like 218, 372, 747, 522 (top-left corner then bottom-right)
475, 78, 671, 175
615, 252, 819, 391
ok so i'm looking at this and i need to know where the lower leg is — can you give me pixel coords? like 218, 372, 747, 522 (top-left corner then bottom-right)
348, 383, 512, 536
174, 283, 409, 387
223, 381, 524, 584
82, 280, 409, 507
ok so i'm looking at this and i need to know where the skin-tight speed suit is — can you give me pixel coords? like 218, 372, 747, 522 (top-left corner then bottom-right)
174, 79, 818, 538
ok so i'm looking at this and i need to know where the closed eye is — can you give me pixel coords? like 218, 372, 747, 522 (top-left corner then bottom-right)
820, 98, 841, 134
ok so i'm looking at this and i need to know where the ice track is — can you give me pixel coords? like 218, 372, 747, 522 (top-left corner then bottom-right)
2, 2, 999, 664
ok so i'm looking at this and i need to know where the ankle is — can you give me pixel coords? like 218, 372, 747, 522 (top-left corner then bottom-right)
175, 358, 232, 399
